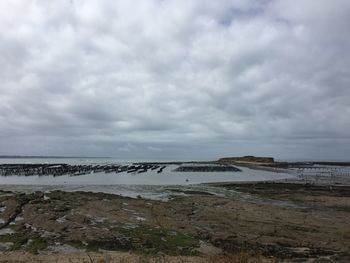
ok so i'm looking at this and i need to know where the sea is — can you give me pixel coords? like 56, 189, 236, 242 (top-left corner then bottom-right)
0, 157, 294, 199
0, 157, 294, 185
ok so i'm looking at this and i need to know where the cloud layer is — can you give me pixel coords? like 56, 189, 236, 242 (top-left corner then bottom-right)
0, 0, 349, 160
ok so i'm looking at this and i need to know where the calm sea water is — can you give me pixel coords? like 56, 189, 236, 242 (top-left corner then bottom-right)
0, 158, 294, 186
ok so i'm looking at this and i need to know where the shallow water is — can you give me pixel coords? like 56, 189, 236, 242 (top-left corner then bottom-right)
0, 164, 293, 185
0, 158, 295, 200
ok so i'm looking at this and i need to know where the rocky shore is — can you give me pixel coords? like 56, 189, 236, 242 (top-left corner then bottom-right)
0, 182, 349, 262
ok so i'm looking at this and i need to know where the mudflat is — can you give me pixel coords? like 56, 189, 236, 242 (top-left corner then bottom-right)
0, 182, 349, 262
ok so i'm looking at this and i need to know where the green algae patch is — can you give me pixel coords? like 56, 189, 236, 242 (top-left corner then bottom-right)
86, 238, 132, 252
26, 238, 48, 254
64, 225, 199, 255
113, 225, 199, 255
0, 233, 29, 250
0, 232, 48, 254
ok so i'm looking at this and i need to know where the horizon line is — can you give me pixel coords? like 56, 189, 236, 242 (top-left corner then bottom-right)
0, 155, 112, 159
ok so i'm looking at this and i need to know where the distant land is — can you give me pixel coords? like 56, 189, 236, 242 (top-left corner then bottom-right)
218, 155, 275, 163
217, 156, 350, 167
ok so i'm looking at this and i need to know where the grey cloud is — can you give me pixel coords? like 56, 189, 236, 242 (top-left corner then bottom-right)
0, 0, 349, 160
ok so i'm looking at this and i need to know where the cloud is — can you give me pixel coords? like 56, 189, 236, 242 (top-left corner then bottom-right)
0, 0, 349, 160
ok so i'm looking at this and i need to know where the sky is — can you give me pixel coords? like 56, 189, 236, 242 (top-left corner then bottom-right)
0, 0, 349, 160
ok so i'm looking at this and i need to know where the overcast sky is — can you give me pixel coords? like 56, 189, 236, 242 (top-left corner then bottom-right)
0, 0, 349, 160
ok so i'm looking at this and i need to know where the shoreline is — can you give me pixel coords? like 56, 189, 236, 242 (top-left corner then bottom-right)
0, 158, 350, 262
